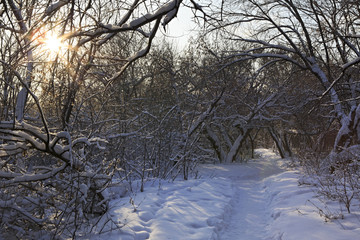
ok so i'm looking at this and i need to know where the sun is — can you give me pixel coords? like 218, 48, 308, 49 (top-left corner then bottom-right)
44, 34, 62, 52
32, 28, 71, 61
43, 32, 63, 53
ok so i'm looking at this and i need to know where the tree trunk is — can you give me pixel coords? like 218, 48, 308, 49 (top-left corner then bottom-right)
205, 125, 226, 163
334, 105, 360, 152
225, 128, 251, 163
268, 127, 291, 158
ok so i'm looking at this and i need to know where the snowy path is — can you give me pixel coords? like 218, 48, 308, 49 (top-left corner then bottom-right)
201, 149, 285, 240
89, 149, 360, 240
220, 180, 268, 239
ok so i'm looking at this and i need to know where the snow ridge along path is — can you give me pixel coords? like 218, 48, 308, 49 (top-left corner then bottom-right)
88, 149, 360, 240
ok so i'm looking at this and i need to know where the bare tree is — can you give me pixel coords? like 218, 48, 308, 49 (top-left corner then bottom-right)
206, 0, 360, 154
187, 37, 300, 162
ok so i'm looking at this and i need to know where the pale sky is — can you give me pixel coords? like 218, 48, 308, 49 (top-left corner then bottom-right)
160, 5, 200, 50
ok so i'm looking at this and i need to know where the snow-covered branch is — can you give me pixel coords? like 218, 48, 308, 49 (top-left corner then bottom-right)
188, 90, 224, 136
76, 0, 182, 47
45, 0, 70, 16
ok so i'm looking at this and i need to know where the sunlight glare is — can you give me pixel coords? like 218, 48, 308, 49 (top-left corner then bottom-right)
44, 32, 63, 53
33, 28, 72, 61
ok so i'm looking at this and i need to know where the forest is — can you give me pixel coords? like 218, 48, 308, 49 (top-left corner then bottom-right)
1, 0, 360, 238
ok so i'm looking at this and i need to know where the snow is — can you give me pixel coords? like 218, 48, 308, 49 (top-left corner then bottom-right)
45, 0, 69, 16
85, 149, 360, 239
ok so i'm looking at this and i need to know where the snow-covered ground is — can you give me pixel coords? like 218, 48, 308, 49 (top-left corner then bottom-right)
87, 149, 360, 239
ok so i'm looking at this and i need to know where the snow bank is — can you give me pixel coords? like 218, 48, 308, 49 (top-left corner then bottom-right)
87, 177, 233, 240
264, 171, 360, 240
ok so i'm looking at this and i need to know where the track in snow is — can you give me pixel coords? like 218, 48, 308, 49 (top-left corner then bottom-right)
201, 149, 285, 240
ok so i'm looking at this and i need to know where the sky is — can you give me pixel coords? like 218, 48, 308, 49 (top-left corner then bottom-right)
159, 3, 200, 50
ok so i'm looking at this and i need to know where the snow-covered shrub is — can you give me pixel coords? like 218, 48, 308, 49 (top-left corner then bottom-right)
320, 147, 360, 213
303, 146, 360, 215
0, 129, 116, 238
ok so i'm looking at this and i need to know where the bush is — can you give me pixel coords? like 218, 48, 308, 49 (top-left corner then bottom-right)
302, 146, 360, 215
